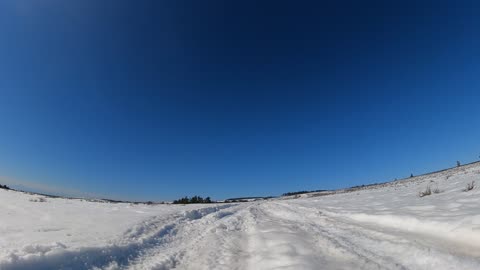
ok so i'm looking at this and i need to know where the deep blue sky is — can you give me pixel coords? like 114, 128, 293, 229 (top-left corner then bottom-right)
0, 1, 479, 200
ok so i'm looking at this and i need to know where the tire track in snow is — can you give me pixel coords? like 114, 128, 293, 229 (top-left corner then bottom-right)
267, 201, 480, 270
179, 205, 260, 270
243, 203, 357, 270
261, 202, 406, 270
129, 204, 252, 270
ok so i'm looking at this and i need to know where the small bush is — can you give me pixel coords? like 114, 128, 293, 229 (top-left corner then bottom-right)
464, 181, 475, 192
419, 185, 432, 197
0, 184, 10, 190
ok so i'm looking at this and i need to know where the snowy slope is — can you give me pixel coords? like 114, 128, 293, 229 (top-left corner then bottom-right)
1, 162, 480, 269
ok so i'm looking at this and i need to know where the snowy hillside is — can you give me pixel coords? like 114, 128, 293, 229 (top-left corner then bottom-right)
1, 163, 480, 269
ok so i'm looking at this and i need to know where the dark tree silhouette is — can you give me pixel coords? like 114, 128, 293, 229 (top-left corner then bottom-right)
172, 196, 213, 204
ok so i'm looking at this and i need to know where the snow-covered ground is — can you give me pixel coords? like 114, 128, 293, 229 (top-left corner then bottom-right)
1, 162, 480, 269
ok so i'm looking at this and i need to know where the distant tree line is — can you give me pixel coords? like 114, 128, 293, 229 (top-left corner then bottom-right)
172, 196, 212, 204
348, 183, 381, 190
0, 184, 10, 190
225, 199, 249, 203
224, 196, 273, 203
282, 190, 326, 196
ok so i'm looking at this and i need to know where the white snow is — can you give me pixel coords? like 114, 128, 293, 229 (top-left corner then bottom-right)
1, 162, 480, 269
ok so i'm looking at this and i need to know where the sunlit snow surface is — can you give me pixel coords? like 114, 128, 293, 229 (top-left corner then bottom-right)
1, 163, 480, 269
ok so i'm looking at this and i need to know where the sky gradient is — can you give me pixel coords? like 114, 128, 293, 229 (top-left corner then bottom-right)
1, 1, 480, 201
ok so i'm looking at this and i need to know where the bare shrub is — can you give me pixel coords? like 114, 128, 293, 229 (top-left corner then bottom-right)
464, 181, 475, 192
431, 181, 441, 194
419, 185, 432, 197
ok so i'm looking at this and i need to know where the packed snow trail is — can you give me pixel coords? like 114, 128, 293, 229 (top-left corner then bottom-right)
244, 201, 480, 270
167, 200, 480, 270
1, 162, 480, 269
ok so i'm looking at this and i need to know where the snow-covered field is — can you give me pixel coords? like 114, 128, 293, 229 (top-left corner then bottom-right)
1, 163, 480, 270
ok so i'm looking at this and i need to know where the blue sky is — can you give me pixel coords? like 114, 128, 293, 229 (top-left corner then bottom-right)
0, 1, 480, 201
